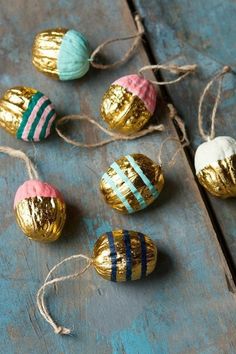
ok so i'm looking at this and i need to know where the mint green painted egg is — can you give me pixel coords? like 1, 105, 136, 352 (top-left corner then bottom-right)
58, 30, 90, 80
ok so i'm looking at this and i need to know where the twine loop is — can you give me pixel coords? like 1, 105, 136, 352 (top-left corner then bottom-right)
36, 254, 92, 335
198, 65, 231, 141
157, 104, 190, 168
0, 146, 38, 180
55, 115, 165, 148
89, 14, 144, 69
138, 64, 197, 85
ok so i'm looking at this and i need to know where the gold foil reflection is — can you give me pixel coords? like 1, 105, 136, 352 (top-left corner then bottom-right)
93, 230, 157, 281
197, 154, 236, 198
32, 28, 67, 79
0, 87, 37, 136
100, 154, 164, 213
15, 196, 66, 242
101, 85, 152, 134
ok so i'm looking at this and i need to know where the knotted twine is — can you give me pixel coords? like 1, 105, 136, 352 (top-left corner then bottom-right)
0, 146, 38, 180
157, 104, 190, 169
89, 14, 144, 70
198, 66, 231, 142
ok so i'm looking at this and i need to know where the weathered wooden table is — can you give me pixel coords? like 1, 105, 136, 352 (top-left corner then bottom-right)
0, 1, 236, 353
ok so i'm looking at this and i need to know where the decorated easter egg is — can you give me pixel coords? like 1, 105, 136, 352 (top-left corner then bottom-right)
100, 153, 164, 213
100, 74, 157, 134
0, 87, 56, 141
195, 136, 236, 197
93, 230, 157, 281
32, 28, 90, 80
14, 180, 66, 242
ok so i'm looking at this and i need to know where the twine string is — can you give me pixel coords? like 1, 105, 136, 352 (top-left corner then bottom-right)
55, 115, 165, 148
157, 104, 190, 169
89, 14, 144, 69
138, 64, 197, 85
0, 146, 38, 180
198, 66, 231, 141
37, 254, 92, 335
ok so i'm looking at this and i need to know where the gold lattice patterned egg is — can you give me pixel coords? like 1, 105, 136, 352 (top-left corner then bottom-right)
93, 230, 157, 282
32, 28, 90, 80
195, 136, 236, 197
14, 180, 66, 242
101, 74, 157, 135
0, 86, 56, 141
100, 153, 164, 213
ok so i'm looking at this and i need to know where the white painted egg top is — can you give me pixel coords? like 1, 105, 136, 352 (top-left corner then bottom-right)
194, 136, 236, 173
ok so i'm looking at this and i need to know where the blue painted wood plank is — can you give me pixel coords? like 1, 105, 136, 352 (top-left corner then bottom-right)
134, 0, 236, 268
0, 1, 236, 353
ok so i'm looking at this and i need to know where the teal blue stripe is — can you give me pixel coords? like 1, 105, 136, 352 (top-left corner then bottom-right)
111, 162, 147, 210
102, 173, 134, 214
107, 232, 117, 282
16, 92, 43, 139
126, 155, 159, 199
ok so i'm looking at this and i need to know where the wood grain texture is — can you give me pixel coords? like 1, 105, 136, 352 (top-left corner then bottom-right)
134, 0, 236, 268
0, 0, 236, 353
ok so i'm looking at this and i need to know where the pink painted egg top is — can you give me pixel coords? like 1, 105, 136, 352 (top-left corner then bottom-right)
14, 180, 64, 208
113, 74, 157, 114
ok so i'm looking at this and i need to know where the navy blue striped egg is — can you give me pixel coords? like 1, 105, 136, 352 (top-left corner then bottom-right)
93, 230, 157, 282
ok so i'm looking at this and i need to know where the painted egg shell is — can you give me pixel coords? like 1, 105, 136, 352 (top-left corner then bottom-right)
14, 180, 66, 242
32, 28, 90, 80
195, 136, 236, 197
101, 74, 157, 135
93, 230, 157, 282
100, 153, 164, 214
0, 87, 56, 142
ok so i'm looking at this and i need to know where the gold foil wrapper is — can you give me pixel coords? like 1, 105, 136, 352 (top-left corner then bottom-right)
100, 84, 152, 135
93, 230, 157, 282
32, 28, 67, 79
0, 87, 37, 136
197, 154, 236, 198
100, 154, 164, 213
15, 196, 66, 242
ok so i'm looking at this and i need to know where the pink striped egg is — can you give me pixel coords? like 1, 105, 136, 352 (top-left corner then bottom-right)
0, 86, 56, 142
14, 180, 66, 242
101, 74, 157, 134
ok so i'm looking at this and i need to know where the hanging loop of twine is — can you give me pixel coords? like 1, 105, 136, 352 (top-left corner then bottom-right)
138, 64, 197, 85
0, 146, 38, 180
157, 104, 190, 168
55, 115, 165, 148
198, 65, 231, 141
89, 14, 144, 69
37, 254, 92, 335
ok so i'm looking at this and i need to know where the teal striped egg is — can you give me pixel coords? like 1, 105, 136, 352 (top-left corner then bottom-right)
100, 154, 165, 214
32, 28, 90, 81
0, 87, 56, 142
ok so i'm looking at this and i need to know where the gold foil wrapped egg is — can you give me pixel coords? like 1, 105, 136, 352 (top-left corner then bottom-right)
0, 86, 56, 141
101, 74, 157, 134
93, 230, 157, 281
14, 180, 66, 242
195, 136, 236, 197
32, 28, 90, 80
100, 153, 164, 213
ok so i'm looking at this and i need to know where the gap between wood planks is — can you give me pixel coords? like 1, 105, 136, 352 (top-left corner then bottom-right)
127, 0, 236, 292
